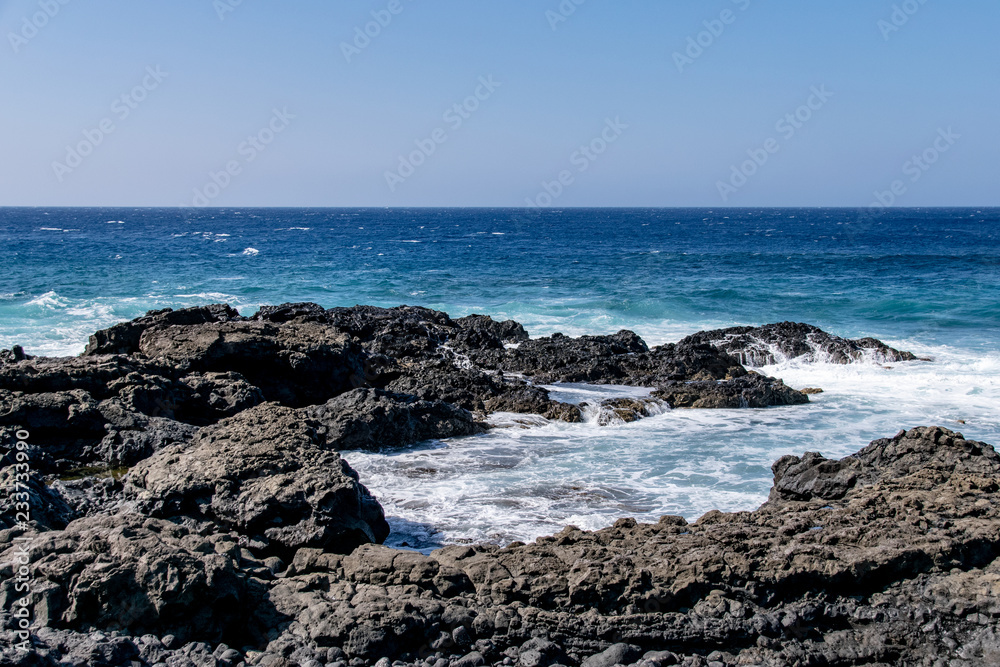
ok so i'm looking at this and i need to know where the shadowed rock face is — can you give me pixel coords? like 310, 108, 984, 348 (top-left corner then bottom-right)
652, 373, 808, 409
682, 321, 919, 366
304, 388, 484, 452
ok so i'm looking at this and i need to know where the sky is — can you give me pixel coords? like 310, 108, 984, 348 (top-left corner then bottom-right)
0, 0, 997, 207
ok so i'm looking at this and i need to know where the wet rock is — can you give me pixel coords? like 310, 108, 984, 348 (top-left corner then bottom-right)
652, 373, 808, 409
304, 388, 483, 452
450, 315, 529, 354
593, 397, 667, 424
0, 346, 28, 365
487, 331, 649, 383
383, 361, 581, 423
682, 321, 917, 366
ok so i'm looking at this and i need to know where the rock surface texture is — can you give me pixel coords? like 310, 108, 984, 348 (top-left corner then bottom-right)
0, 304, 950, 667
3, 426, 999, 666
682, 321, 919, 366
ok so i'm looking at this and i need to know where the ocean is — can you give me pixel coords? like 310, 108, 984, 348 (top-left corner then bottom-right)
2, 207, 998, 550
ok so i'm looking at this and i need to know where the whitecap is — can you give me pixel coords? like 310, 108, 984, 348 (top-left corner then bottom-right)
241, 248, 259, 256
26, 291, 68, 309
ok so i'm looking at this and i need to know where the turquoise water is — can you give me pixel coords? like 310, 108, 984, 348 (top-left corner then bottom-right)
2, 207, 998, 548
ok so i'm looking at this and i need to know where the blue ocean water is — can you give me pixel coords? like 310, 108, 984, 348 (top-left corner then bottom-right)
2, 207, 998, 548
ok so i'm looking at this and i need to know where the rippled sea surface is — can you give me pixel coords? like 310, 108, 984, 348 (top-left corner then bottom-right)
2, 207, 998, 549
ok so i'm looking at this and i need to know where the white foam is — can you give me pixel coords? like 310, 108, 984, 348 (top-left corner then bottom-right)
25, 291, 68, 309
541, 382, 654, 405
345, 341, 1000, 551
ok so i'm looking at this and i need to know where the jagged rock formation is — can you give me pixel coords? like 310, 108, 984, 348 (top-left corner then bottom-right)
2, 427, 999, 666
682, 321, 918, 366
2, 304, 840, 479
0, 304, 953, 667
125, 403, 390, 558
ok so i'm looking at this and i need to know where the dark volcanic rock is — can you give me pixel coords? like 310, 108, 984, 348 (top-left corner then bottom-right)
90, 406, 198, 466
458, 328, 807, 410
251, 301, 329, 324
250, 426, 1000, 664
652, 373, 809, 409
321, 304, 457, 359
770, 451, 860, 501
137, 320, 365, 407
0, 469, 75, 531
0, 514, 260, 646
304, 388, 483, 451
0, 390, 108, 471
592, 397, 666, 424
6, 426, 1000, 667
0, 354, 165, 397
125, 403, 389, 558
450, 314, 529, 353
683, 321, 919, 366
383, 359, 583, 422
84, 304, 242, 356
485, 330, 650, 383
50, 475, 127, 519
0, 345, 29, 365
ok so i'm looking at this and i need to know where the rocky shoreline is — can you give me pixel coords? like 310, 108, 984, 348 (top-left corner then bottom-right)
5, 304, 994, 666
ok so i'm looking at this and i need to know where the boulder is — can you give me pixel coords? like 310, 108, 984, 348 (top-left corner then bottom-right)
652, 373, 808, 409
137, 321, 365, 407
84, 304, 242, 356
383, 360, 582, 422
450, 315, 529, 353
125, 403, 389, 558
304, 388, 483, 451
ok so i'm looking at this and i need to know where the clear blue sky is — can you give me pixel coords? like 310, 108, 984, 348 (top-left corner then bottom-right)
1, 0, 997, 207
